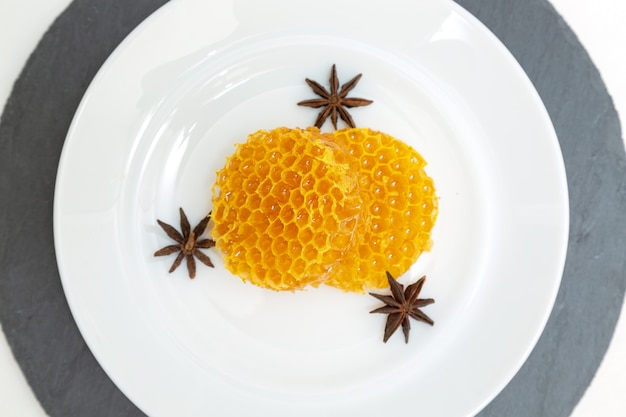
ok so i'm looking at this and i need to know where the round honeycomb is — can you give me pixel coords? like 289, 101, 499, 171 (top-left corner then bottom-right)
211, 127, 438, 292
326, 128, 438, 291
211, 127, 363, 291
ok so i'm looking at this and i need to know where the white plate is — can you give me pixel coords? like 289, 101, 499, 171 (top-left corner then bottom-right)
53, 0, 569, 416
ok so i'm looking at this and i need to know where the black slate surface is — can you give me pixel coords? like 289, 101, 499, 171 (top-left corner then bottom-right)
0, 0, 624, 416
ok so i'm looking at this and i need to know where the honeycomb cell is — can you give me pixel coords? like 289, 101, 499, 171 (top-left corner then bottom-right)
363, 136, 378, 153
272, 181, 290, 204
248, 247, 262, 264
348, 143, 363, 158
304, 192, 318, 209
244, 177, 259, 193
267, 220, 284, 238
260, 196, 280, 219
292, 258, 306, 275
323, 216, 338, 234
370, 202, 389, 218
301, 174, 315, 192
388, 196, 408, 211
239, 145, 253, 159
279, 137, 296, 153
253, 146, 265, 162
320, 196, 333, 216
288, 241, 302, 258
303, 244, 317, 262
284, 222, 298, 239
316, 178, 332, 194
277, 253, 292, 270
372, 165, 391, 182
279, 205, 295, 223
287, 193, 304, 215
310, 213, 323, 229
313, 232, 328, 250
361, 155, 375, 170
239, 161, 254, 176
258, 233, 272, 252
283, 170, 300, 187
267, 151, 281, 164
376, 147, 394, 164
296, 154, 313, 173
248, 209, 268, 228
248, 194, 261, 211
298, 226, 314, 242
269, 166, 282, 183
234, 192, 247, 207
388, 173, 408, 193
283, 155, 297, 169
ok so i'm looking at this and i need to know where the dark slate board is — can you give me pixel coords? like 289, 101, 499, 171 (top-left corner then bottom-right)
0, 0, 624, 416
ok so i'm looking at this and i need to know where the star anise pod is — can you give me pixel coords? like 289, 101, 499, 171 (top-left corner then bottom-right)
369, 271, 434, 343
154, 208, 215, 279
297, 64, 373, 130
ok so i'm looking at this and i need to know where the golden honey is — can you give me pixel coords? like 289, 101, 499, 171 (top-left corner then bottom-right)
211, 127, 437, 292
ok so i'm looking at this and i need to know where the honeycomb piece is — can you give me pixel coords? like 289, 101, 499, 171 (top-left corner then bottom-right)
211, 127, 362, 291
327, 128, 438, 292
211, 127, 437, 293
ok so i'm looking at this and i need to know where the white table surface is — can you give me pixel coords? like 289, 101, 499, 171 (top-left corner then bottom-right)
1, 0, 624, 416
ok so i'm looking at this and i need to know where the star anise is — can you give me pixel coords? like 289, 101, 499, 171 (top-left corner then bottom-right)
154, 208, 215, 279
369, 271, 434, 343
297, 64, 373, 130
